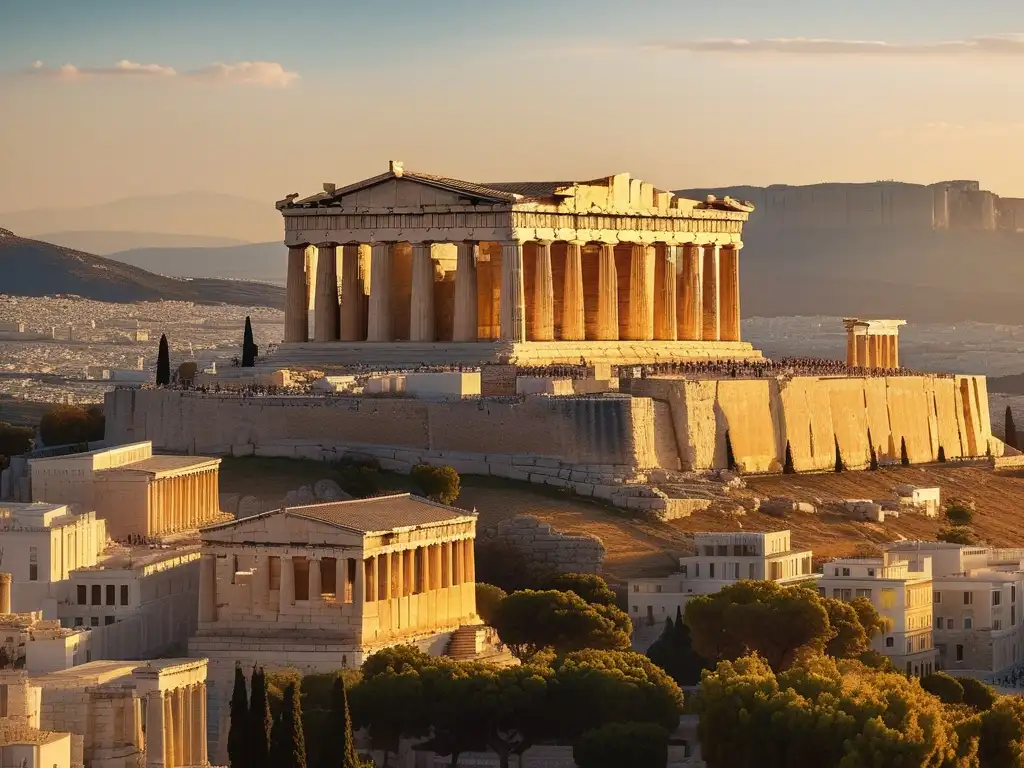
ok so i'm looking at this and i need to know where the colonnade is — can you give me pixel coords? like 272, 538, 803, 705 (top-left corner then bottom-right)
284, 240, 742, 345
843, 318, 905, 370
197, 539, 476, 623
144, 682, 207, 768
148, 469, 219, 536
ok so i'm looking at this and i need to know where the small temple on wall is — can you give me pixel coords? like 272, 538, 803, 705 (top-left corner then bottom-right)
272, 161, 763, 366
843, 318, 906, 370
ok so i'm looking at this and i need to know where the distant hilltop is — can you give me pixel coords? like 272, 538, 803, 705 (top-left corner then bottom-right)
675, 180, 1024, 233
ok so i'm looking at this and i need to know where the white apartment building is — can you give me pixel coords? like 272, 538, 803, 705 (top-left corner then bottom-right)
888, 541, 1024, 675
628, 531, 815, 625
0, 503, 106, 617
819, 552, 937, 676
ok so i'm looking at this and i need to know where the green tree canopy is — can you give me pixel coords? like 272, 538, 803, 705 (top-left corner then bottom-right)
574, 721, 670, 768
39, 404, 104, 446
946, 502, 975, 526
352, 649, 430, 767
492, 589, 631, 662
960, 677, 998, 712
0, 422, 33, 465
921, 672, 966, 705
475, 583, 507, 625
410, 464, 461, 504
697, 654, 967, 768
939, 526, 978, 546
541, 573, 619, 608
551, 649, 684, 739
978, 696, 1024, 767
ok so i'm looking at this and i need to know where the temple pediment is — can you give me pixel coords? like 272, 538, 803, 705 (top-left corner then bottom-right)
203, 508, 365, 548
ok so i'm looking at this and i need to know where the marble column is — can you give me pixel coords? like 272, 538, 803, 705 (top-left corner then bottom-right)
499, 242, 526, 342
856, 333, 867, 368
892, 335, 900, 368
192, 683, 207, 766
846, 329, 857, 368
442, 542, 452, 588
720, 245, 741, 342
679, 244, 703, 341
627, 244, 655, 341
561, 242, 586, 341
393, 550, 404, 598
453, 241, 479, 342
145, 691, 164, 768
702, 244, 721, 341
420, 545, 431, 594
367, 243, 394, 342
181, 686, 193, 767
199, 554, 217, 623
309, 557, 322, 601
280, 555, 294, 611
313, 243, 340, 342
380, 553, 391, 601
164, 694, 174, 768
466, 539, 475, 583
596, 244, 619, 341
410, 243, 436, 342
340, 244, 366, 341
285, 246, 309, 343
531, 241, 555, 341
173, 688, 185, 767
867, 335, 878, 369
353, 557, 365, 604
655, 245, 678, 341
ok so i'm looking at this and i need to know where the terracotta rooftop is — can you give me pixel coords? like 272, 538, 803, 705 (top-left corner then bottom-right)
285, 493, 475, 534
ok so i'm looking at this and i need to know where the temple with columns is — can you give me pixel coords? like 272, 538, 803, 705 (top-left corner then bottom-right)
272, 161, 763, 366
843, 318, 906, 370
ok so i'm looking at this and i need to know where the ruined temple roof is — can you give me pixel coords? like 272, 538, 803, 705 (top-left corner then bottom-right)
99, 455, 220, 478
285, 493, 475, 534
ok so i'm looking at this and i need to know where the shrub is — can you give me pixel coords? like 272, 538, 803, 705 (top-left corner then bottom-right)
177, 361, 198, 384
475, 583, 507, 624
945, 502, 974, 526
39, 404, 104, 446
574, 722, 670, 768
937, 526, 977, 545
920, 672, 964, 704
410, 464, 460, 504
960, 676, 997, 711
0, 422, 34, 462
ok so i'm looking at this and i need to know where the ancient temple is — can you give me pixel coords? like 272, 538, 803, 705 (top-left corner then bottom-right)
273, 161, 762, 365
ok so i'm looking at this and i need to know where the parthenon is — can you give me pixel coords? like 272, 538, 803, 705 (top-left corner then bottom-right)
843, 318, 906, 370
274, 161, 762, 365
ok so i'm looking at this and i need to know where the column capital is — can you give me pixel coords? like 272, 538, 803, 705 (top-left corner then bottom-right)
534, 240, 554, 248
567, 240, 587, 247
499, 240, 524, 248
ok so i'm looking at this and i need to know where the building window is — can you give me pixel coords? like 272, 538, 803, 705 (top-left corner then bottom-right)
934, 591, 941, 604
104, 616, 115, 626
632, 606, 638, 614
834, 568, 840, 576
993, 591, 1002, 606
89, 617, 99, 627
885, 637, 894, 648
716, 545, 727, 557
994, 619, 1002, 631
855, 589, 872, 599
867, 568, 875, 577
321, 557, 337, 596
91, 585, 101, 605
73, 617, 83, 627
1013, 586, 1017, 603
842, 568, 850, 576
681, 565, 688, 578
633, 585, 639, 593
28, 547, 37, 582
948, 619, 955, 630
709, 563, 715, 579
703, 546, 714, 557
105, 585, 115, 606
936, 617, 944, 629
956, 644, 964, 662
120, 585, 129, 605
77, 586, 87, 605
694, 564, 700, 578
964, 618, 973, 630
964, 591, 973, 605
655, 585, 663, 593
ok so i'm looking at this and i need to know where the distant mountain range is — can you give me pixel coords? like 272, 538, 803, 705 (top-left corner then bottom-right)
0, 229, 284, 308
108, 241, 284, 285
37, 231, 250, 255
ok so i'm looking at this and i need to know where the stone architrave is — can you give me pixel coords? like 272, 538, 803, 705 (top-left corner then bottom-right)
532, 241, 555, 341
561, 242, 586, 341
410, 243, 436, 342
453, 242, 479, 341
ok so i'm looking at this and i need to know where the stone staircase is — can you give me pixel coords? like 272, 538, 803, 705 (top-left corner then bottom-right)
446, 624, 509, 662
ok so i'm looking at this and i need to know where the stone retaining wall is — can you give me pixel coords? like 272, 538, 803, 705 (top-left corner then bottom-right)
480, 515, 606, 575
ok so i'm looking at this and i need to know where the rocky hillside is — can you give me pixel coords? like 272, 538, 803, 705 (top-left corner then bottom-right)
0, 229, 284, 308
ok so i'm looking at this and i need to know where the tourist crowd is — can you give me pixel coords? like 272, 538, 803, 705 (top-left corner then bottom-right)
617, 357, 952, 380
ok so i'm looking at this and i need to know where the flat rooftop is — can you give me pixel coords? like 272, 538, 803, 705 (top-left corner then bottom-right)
76, 542, 201, 572
99, 455, 220, 477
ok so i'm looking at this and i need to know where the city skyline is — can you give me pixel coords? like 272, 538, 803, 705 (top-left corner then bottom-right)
4, 1, 1024, 228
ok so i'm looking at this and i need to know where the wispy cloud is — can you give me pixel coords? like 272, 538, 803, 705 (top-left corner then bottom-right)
22, 59, 299, 86
649, 34, 1024, 57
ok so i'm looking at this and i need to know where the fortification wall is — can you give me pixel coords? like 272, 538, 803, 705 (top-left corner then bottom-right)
633, 375, 994, 472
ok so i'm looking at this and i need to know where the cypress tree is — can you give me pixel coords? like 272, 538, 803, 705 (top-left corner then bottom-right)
834, 438, 844, 473
227, 662, 249, 768
901, 436, 910, 467
242, 316, 257, 368
249, 666, 273, 768
156, 334, 171, 386
938, 446, 947, 463
1006, 406, 1019, 450
868, 431, 879, 471
270, 681, 307, 768
783, 441, 795, 474
673, 606, 685, 644
326, 676, 361, 768
724, 431, 738, 472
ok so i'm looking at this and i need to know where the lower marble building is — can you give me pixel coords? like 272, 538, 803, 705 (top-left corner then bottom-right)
189, 493, 479, 763
0, 657, 208, 768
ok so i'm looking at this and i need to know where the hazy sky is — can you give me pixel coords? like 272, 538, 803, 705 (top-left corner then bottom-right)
4, 0, 1024, 221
